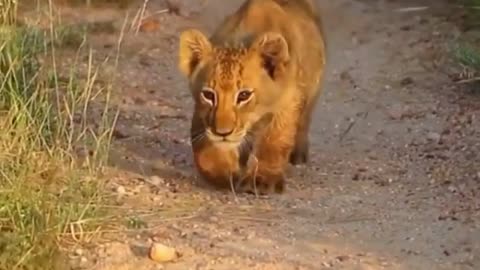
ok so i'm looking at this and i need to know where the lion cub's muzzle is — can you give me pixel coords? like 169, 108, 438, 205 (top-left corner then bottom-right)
212, 125, 234, 137
206, 126, 246, 144
205, 109, 245, 143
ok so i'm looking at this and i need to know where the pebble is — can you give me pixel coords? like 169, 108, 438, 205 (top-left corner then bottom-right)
149, 175, 164, 186
388, 104, 408, 120
152, 196, 163, 203
116, 185, 126, 195
336, 255, 350, 262
79, 256, 88, 267
149, 243, 178, 263
426, 132, 441, 142
321, 261, 333, 267
400, 77, 414, 86
74, 248, 84, 256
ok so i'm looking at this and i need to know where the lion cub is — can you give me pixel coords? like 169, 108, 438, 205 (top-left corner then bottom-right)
178, 0, 326, 194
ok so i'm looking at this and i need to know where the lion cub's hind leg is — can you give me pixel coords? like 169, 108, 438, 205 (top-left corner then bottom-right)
289, 100, 316, 165
290, 68, 325, 165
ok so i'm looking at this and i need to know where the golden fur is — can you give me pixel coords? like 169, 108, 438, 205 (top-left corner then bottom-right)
178, 0, 326, 194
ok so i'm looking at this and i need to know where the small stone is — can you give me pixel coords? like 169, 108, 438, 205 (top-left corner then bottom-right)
321, 261, 333, 267
339, 70, 352, 81
388, 104, 408, 120
116, 185, 126, 195
149, 243, 178, 263
426, 132, 441, 142
74, 248, 84, 256
79, 256, 88, 267
149, 175, 164, 186
400, 77, 414, 86
336, 255, 350, 262
246, 231, 256, 240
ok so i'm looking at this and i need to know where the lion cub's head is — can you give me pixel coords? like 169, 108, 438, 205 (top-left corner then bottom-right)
178, 29, 291, 147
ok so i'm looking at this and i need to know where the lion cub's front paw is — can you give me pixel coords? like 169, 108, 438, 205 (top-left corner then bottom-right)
235, 173, 285, 195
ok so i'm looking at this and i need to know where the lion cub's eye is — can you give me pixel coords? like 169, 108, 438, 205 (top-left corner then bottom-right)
236, 90, 253, 104
201, 89, 216, 105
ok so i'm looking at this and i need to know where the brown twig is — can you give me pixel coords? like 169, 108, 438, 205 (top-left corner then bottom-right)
455, 76, 480, 84
339, 120, 356, 142
141, 8, 170, 21
394, 6, 429, 13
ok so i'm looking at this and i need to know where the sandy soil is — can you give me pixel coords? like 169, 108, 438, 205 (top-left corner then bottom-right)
52, 0, 480, 269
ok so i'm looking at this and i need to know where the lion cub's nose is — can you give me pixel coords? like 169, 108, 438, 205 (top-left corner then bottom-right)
213, 127, 234, 137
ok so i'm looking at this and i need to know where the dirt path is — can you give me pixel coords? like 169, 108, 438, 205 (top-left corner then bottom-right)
64, 0, 480, 269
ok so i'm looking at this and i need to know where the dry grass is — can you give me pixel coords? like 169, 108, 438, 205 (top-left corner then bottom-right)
0, 0, 118, 269
54, 0, 135, 9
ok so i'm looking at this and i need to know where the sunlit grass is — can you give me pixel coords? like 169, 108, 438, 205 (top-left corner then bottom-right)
0, 0, 117, 269
450, 0, 480, 85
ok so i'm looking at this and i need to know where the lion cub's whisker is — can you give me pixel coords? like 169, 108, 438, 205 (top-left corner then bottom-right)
229, 172, 238, 202
191, 132, 206, 145
251, 155, 260, 199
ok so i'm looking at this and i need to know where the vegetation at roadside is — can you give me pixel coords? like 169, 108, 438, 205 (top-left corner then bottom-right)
452, 0, 480, 83
55, 0, 134, 9
0, 0, 117, 269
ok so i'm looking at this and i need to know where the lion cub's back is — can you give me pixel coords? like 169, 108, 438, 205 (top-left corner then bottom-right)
210, 0, 325, 52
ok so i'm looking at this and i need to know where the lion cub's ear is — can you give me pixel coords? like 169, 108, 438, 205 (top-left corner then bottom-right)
178, 29, 212, 77
250, 32, 290, 80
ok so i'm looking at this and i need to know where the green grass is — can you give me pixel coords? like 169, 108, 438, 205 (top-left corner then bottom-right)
451, 0, 480, 84
0, 1, 117, 269
453, 43, 480, 71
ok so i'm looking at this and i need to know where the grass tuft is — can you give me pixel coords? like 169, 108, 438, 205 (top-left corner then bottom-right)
453, 43, 480, 70
451, 0, 480, 85
0, 0, 116, 269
